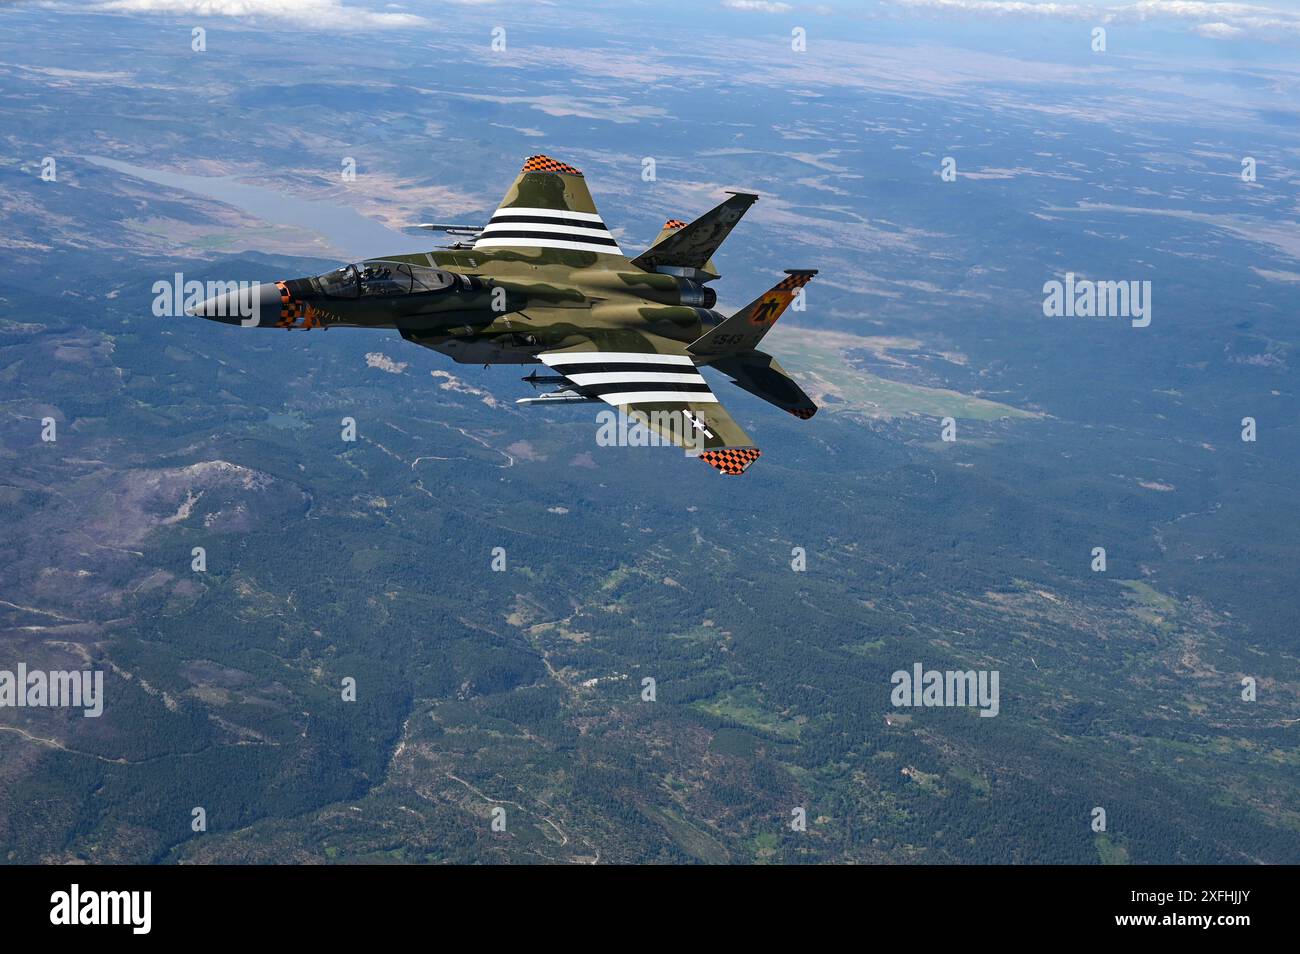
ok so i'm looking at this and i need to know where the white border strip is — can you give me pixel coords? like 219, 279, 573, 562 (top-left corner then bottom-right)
605, 391, 719, 405
543, 352, 694, 366
566, 371, 706, 386
478, 222, 615, 238
493, 206, 604, 222
473, 237, 623, 254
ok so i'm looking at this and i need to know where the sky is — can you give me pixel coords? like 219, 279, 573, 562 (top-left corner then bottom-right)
13, 0, 1300, 47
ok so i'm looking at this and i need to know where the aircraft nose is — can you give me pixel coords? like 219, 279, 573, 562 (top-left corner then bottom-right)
186, 281, 283, 326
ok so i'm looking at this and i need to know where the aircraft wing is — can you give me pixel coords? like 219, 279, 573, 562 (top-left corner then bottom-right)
472, 155, 630, 263
538, 335, 763, 475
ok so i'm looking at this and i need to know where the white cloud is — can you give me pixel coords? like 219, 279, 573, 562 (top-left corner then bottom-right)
91, 0, 428, 29
722, 0, 794, 12
1193, 19, 1246, 35
888, 0, 1300, 40
892, 1, 1091, 15
365, 352, 408, 374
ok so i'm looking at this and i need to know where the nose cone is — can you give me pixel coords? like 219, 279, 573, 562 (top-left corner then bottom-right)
186, 281, 283, 326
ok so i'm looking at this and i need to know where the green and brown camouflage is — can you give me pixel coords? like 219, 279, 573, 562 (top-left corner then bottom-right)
189, 155, 818, 475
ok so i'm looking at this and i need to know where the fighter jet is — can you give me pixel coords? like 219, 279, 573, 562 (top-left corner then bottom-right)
189, 155, 818, 475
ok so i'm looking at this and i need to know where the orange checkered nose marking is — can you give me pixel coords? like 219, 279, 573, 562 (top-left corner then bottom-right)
664, 219, 688, 230
274, 281, 322, 330
700, 448, 762, 475
521, 155, 583, 176
276, 281, 297, 327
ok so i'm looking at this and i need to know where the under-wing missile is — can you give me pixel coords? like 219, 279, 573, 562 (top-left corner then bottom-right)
413, 223, 485, 236
515, 390, 600, 405
522, 370, 570, 388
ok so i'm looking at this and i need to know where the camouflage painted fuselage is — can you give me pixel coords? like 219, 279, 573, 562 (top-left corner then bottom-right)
297, 252, 718, 365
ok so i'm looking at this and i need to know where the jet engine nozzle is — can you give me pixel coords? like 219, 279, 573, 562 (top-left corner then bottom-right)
678, 279, 716, 309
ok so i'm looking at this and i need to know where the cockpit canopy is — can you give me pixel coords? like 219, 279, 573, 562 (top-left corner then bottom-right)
316, 261, 460, 299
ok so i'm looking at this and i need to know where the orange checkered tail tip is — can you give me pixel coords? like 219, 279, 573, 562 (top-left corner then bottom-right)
700, 447, 762, 476
520, 155, 583, 176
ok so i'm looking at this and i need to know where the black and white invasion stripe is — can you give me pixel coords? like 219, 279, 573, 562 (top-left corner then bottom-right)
540, 351, 717, 406
473, 206, 623, 255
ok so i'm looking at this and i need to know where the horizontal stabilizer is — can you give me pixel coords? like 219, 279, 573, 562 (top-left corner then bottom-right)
709, 350, 817, 420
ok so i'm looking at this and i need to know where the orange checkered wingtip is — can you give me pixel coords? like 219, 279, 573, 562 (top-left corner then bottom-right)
663, 218, 688, 230
521, 155, 583, 177
699, 447, 762, 476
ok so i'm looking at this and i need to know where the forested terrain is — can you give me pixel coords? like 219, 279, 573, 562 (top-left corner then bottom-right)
2, 243, 1296, 864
